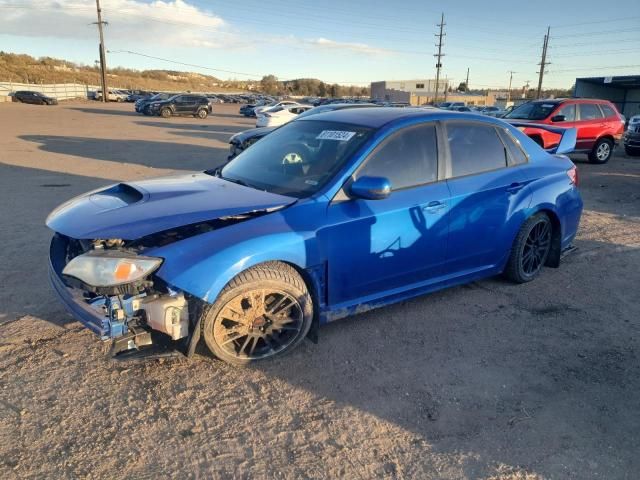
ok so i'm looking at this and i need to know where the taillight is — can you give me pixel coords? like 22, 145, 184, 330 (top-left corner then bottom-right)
567, 165, 578, 186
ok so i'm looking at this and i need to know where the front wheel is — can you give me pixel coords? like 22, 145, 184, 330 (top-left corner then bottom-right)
504, 213, 552, 283
203, 262, 313, 365
160, 108, 172, 118
197, 108, 208, 119
589, 138, 613, 164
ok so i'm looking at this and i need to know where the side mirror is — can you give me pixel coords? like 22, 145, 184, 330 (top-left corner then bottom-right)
350, 176, 391, 200
551, 114, 566, 123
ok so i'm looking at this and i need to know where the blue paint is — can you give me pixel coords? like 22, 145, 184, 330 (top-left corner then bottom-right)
48, 109, 583, 336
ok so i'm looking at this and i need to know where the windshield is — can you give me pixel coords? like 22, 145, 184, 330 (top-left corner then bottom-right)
218, 120, 373, 198
505, 102, 558, 120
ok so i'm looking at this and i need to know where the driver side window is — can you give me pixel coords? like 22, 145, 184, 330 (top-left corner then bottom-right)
356, 124, 438, 190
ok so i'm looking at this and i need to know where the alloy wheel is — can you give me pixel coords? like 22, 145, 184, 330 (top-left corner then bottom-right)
596, 142, 611, 161
213, 289, 304, 360
521, 219, 551, 276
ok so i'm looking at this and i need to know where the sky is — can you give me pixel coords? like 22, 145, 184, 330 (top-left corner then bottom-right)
1, 0, 639, 89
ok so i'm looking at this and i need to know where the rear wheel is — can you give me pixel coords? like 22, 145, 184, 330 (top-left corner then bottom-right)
203, 262, 313, 365
589, 138, 613, 164
197, 108, 208, 119
160, 108, 172, 118
504, 213, 552, 283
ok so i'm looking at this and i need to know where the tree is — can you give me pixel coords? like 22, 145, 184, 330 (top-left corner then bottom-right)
457, 82, 467, 92
260, 74, 280, 95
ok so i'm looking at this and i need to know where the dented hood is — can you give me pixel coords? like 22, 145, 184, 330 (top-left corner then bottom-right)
46, 172, 296, 240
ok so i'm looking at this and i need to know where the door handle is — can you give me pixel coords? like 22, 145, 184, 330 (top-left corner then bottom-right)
506, 182, 525, 194
422, 201, 446, 213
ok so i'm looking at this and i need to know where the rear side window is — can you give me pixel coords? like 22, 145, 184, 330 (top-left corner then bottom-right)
357, 124, 438, 190
600, 104, 617, 118
579, 103, 603, 120
447, 123, 507, 177
556, 104, 576, 122
498, 129, 528, 165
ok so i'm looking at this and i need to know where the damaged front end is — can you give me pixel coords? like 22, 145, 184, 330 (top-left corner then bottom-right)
49, 234, 200, 359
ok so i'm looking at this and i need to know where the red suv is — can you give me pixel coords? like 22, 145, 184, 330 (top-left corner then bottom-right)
504, 98, 625, 163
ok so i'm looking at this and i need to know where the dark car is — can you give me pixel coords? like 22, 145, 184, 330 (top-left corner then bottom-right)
228, 103, 379, 160
147, 94, 212, 119
47, 108, 582, 365
623, 115, 640, 156
135, 93, 172, 114
13, 91, 57, 105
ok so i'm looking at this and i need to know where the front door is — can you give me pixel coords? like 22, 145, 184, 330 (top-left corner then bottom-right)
324, 122, 450, 306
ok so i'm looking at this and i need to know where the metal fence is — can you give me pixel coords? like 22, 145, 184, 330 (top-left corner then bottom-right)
0, 82, 95, 101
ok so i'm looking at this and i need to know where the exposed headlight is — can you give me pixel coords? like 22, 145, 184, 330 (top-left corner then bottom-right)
62, 251, 162, 287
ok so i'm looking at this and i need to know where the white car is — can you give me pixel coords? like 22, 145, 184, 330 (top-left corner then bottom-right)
95, 89, 128, 102
254, 100, 301, 116
256, 105, 313, 127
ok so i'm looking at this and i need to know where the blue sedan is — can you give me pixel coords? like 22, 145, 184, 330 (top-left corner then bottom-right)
47, 108, 583, 365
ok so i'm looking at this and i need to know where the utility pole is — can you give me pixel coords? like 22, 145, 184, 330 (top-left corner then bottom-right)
536, 26, 550, 99
465, 67, 469, 91
507, 70, 516, 102
433, 12, 445, 105
93, 0, 108, 103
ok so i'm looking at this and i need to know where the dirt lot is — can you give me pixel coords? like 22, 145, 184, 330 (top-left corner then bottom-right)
0, 101, 639, 479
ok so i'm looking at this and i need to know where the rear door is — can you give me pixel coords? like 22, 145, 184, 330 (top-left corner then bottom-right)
443, 121, 532, 275
576, 103, 605, 150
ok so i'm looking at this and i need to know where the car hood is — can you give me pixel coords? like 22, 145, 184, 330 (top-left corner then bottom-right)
46, 172, 296, 240
230, 126, 277, 144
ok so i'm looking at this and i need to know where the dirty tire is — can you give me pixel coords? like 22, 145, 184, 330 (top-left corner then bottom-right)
160, 108, 172, 118
589, 137, 613, 164
203, 262, 313, 366
197, 109, 208, 119
504, 213, 552, 283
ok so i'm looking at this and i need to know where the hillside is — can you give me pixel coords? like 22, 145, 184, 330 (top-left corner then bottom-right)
0, 52, 246, 92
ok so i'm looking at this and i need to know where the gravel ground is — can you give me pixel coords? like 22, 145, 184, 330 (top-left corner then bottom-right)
0, 101, 639, 479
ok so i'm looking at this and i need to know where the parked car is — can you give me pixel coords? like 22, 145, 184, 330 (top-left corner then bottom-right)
228, 103, 379, 160
452, 106, 472, 112
13, 90, 57, 105
438, 101, 465, 110
147, 94, 212, 119
254, 100, 301, 116
623, 114, 640, 156
47, 108, 582, 365
135, 93, 172, 114
94, 89, 128, 102
255, 104, 313, 127
479, 106, 503, 116
504, 98, 625, 163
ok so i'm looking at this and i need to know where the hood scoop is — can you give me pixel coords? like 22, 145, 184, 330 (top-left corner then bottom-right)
89, 183, 145, 210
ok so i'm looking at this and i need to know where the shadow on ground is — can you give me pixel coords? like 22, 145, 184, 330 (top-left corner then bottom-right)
19, 135, 228, 171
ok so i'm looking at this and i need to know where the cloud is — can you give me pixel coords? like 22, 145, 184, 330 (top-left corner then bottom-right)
0, 0, 247, 50
309, 37, 390, 56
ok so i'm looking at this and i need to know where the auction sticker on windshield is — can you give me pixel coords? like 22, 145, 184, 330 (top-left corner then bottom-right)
316, 130, 356, 141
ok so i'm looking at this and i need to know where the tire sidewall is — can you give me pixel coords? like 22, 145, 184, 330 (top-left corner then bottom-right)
203, 277, 313, 365
197, 109, 208, 119
513, 214, 552, 282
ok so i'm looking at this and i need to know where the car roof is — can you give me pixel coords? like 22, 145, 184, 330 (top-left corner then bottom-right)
298, 106, 464, 128
298, 106, 506, 129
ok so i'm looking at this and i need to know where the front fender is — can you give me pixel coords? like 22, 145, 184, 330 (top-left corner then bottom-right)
145, 204, 324, 304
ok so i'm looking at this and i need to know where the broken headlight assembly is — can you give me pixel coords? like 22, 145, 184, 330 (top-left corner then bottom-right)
62, 250, 162, 288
